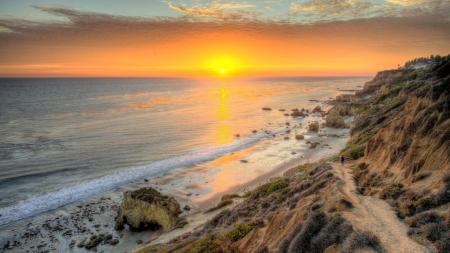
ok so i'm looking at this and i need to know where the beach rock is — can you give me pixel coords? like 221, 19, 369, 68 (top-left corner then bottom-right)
234, 134, 240, 137
326, 109, 346, 128
291, 108, 299, 111
284, 137, 290, 139
308, 122, 319, 132
252, 130, 257, 133
240, 160, 248, 163
290, 111, 305, 117
295, 135, 305, 140
136, 239, 143, 244
312, 106, 322, 113
284, 113, 289, 116
115, 187, 182, 232
279, 109, 285, 111
286, 130, 291, 134
183, 205, 191, 211
109, 238, 119, 245
309, 143, 319, 149
262, 107, 272, 111
85, 235, 103, 249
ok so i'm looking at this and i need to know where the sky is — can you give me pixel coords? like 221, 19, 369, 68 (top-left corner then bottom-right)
0, 0, 449, 77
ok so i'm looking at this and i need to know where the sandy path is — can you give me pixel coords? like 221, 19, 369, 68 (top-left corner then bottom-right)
332, 162, 432, 253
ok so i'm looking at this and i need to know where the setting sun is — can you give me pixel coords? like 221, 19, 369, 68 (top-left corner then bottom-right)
221, 68, 225, 73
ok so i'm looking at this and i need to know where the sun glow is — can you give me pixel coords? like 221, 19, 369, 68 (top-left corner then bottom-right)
204, 55, 239, 76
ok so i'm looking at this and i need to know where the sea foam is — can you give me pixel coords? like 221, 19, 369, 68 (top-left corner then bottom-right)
0, 131, 281, 226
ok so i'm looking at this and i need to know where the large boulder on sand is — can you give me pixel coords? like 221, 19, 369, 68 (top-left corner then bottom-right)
115, 187, 184, 232
326, 109, 346, 128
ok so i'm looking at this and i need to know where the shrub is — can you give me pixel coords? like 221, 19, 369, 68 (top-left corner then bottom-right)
418, 223, 445, 242
443, 173, 450, 184
412, 172, 431, 183
311, 216, 353, 253
395, 199, 416, 218
252, 179, 290, 198
340, 231, 380, 253
278, 222, 303, 253
435, 233, 450, 253
203, 210, 231, 230
341, 145, 366, 160
204, 199, 233, 213
336, 198, 354, 210
432, 184, 450, 206
255, 246, 268, 253
379, 185, 405, 200
311, 179, 328, 192
414, 197, 434, 212
406, 212, 444, 228
287, 211, 328, 253
223, 220, 261, 242
221, 194, 241, 201
276, 193, 287, 204
446, 208, 450, 228
242, 191, 252, 198
178, 233, 223, 253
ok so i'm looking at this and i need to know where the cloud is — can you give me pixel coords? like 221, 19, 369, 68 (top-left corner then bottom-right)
0, 5, 449, 76
290, 0, 375, 17
168, 2, 259, 19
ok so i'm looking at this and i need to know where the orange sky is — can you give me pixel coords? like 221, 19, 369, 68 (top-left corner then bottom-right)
1, 2, 449, 77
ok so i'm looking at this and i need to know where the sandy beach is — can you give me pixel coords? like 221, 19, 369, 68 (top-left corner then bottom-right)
0, 110, 353, 253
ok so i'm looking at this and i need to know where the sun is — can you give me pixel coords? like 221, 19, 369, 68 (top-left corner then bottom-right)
221, 68, 225, 73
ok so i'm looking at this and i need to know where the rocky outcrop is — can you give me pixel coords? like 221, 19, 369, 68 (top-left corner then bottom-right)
326, 109, 346, 128
115, 187, 183, 232
262, 107, 272, 111
290, 111, 305, 117
311, 106, 322, 113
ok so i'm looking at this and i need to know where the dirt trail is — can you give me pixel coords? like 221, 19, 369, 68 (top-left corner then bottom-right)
332, 162, 432, 253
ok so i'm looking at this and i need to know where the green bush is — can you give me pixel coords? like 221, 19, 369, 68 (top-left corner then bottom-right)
178, 233, 223, 253
252, 179, 290, 198
341, 145, 366, 160
223, 221, 260, 242
379, 185, 405, 200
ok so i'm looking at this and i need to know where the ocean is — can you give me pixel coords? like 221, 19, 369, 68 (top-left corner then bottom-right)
0, 76, 369, 251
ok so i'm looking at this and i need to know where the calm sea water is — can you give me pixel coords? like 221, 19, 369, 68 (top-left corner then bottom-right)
0, 77, 368, 226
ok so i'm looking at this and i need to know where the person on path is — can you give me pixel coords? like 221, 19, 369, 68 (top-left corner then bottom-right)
341, 156, 345, 166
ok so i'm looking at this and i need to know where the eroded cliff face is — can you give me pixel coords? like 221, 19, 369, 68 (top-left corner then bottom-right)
364, 70, 450, 185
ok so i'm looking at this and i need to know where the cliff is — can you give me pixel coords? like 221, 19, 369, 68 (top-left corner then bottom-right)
133, 58, 450, 253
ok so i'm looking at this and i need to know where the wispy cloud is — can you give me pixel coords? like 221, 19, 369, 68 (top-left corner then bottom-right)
290, 0, 375, 17
168, 1, 259, 19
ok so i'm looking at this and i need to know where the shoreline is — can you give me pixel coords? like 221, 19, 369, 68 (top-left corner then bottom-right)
0, 88, 358, 253
132, 117, 352, 252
